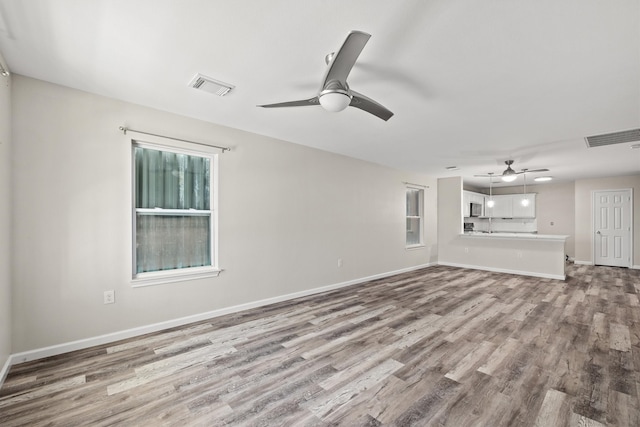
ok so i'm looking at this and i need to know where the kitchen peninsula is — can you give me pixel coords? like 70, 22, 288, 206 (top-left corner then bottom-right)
452, 231, 569, 280
438, 178, 570, 280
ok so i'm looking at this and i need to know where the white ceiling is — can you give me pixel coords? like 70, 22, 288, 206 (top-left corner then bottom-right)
0, 0, 638, 188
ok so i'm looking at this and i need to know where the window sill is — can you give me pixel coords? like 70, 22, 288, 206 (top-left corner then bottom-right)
405, 244, 425, 251
132, 267, 222, 287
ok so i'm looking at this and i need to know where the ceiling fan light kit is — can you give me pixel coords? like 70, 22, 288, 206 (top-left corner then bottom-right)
258, 30, 393, 121
318, 90, 351, 112
500, 160, 518, 182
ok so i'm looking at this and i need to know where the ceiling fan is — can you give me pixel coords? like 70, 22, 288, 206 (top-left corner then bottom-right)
475, 160, 549, 182
258, 30, 394, 121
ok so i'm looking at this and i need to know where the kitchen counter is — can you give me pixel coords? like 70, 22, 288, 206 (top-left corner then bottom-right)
440, 232, 569, 280
462, 232, 569, 241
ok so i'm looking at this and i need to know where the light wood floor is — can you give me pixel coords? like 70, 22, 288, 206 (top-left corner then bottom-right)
1, 264, 640, 426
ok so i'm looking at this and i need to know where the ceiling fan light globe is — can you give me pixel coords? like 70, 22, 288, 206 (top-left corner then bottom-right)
319, 92, 351, 112
501, 174, 517, 182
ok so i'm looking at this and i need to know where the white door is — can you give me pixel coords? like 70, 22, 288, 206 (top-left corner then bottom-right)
594, 189, 632, 267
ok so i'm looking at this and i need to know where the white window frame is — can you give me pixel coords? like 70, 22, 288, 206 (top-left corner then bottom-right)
405, 185, 425, 249
131, 136, 220, 287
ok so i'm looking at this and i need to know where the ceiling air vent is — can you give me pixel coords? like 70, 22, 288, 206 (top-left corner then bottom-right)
585, 128, 640, 148
189, 73, 234, 96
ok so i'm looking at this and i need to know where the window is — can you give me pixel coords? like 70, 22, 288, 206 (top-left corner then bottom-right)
405, 186, 424, 247
132, 140, 219, 284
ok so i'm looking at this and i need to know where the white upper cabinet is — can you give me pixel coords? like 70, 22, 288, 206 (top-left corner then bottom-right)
512, 193, 536, 218
484, 193, 536, 218
485, 194, 512, 218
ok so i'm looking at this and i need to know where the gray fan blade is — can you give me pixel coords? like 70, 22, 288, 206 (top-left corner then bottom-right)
349, 90, 393, 121
524, 168, 549, 173
475, 168, 549, 178
321, 31, 370, 91
258, 97, 319, 108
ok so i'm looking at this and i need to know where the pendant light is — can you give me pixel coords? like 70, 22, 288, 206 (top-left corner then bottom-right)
486, 173, 495, 208
521, 169, 529, 207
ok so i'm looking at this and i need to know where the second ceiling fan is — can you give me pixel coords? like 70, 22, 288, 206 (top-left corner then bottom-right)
475, 160, 549, 182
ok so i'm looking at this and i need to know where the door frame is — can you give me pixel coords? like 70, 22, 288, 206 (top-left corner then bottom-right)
592, 188, 633, 268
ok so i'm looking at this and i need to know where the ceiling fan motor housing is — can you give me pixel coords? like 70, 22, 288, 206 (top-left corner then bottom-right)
501, 160, 518, 181
319, 91, 351, 112
318, 80, 352, 112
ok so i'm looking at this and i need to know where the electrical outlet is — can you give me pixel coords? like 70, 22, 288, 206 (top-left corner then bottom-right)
337, 258, 343, 268
517, 251, 523, 258
103, 290, 115, 304
464, 247, 469, 253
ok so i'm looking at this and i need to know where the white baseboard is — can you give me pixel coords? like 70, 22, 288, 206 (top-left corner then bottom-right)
5, 262, 436, 374
575, 260, 640, 269
438, 261, 566, 281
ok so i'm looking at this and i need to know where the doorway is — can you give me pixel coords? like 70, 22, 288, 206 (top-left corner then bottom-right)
593, 189, 632, 267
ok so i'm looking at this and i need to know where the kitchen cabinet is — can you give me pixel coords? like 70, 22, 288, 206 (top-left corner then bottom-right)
512, 193, 536, 218
484, 193, 536, 218
485, 194, 512, 218
463, 190, 486, 217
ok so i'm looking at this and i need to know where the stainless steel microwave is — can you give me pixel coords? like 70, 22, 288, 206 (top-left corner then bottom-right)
470, 202, 482, 217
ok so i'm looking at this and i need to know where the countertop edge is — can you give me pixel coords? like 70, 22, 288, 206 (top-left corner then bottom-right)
459, 233, 569, 241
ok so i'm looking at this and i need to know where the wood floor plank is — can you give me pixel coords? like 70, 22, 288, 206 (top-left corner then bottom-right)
426, 370, 506, 426
610, 323, 632, 352
534, 388, 571, 426
444, 340, 495, 382
304, 358, 403, 419
477, 337, 521, 376
2, 263, 640, 426
569, 412, 606, 427
392, 376, 461, 426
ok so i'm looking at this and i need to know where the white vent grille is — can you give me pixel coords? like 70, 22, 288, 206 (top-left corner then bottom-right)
585, 129, 640, 148
189, 74, 234, 96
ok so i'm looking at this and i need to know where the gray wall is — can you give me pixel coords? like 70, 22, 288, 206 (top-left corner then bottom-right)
0, 58, 11, 377
11, 75, 437, 353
